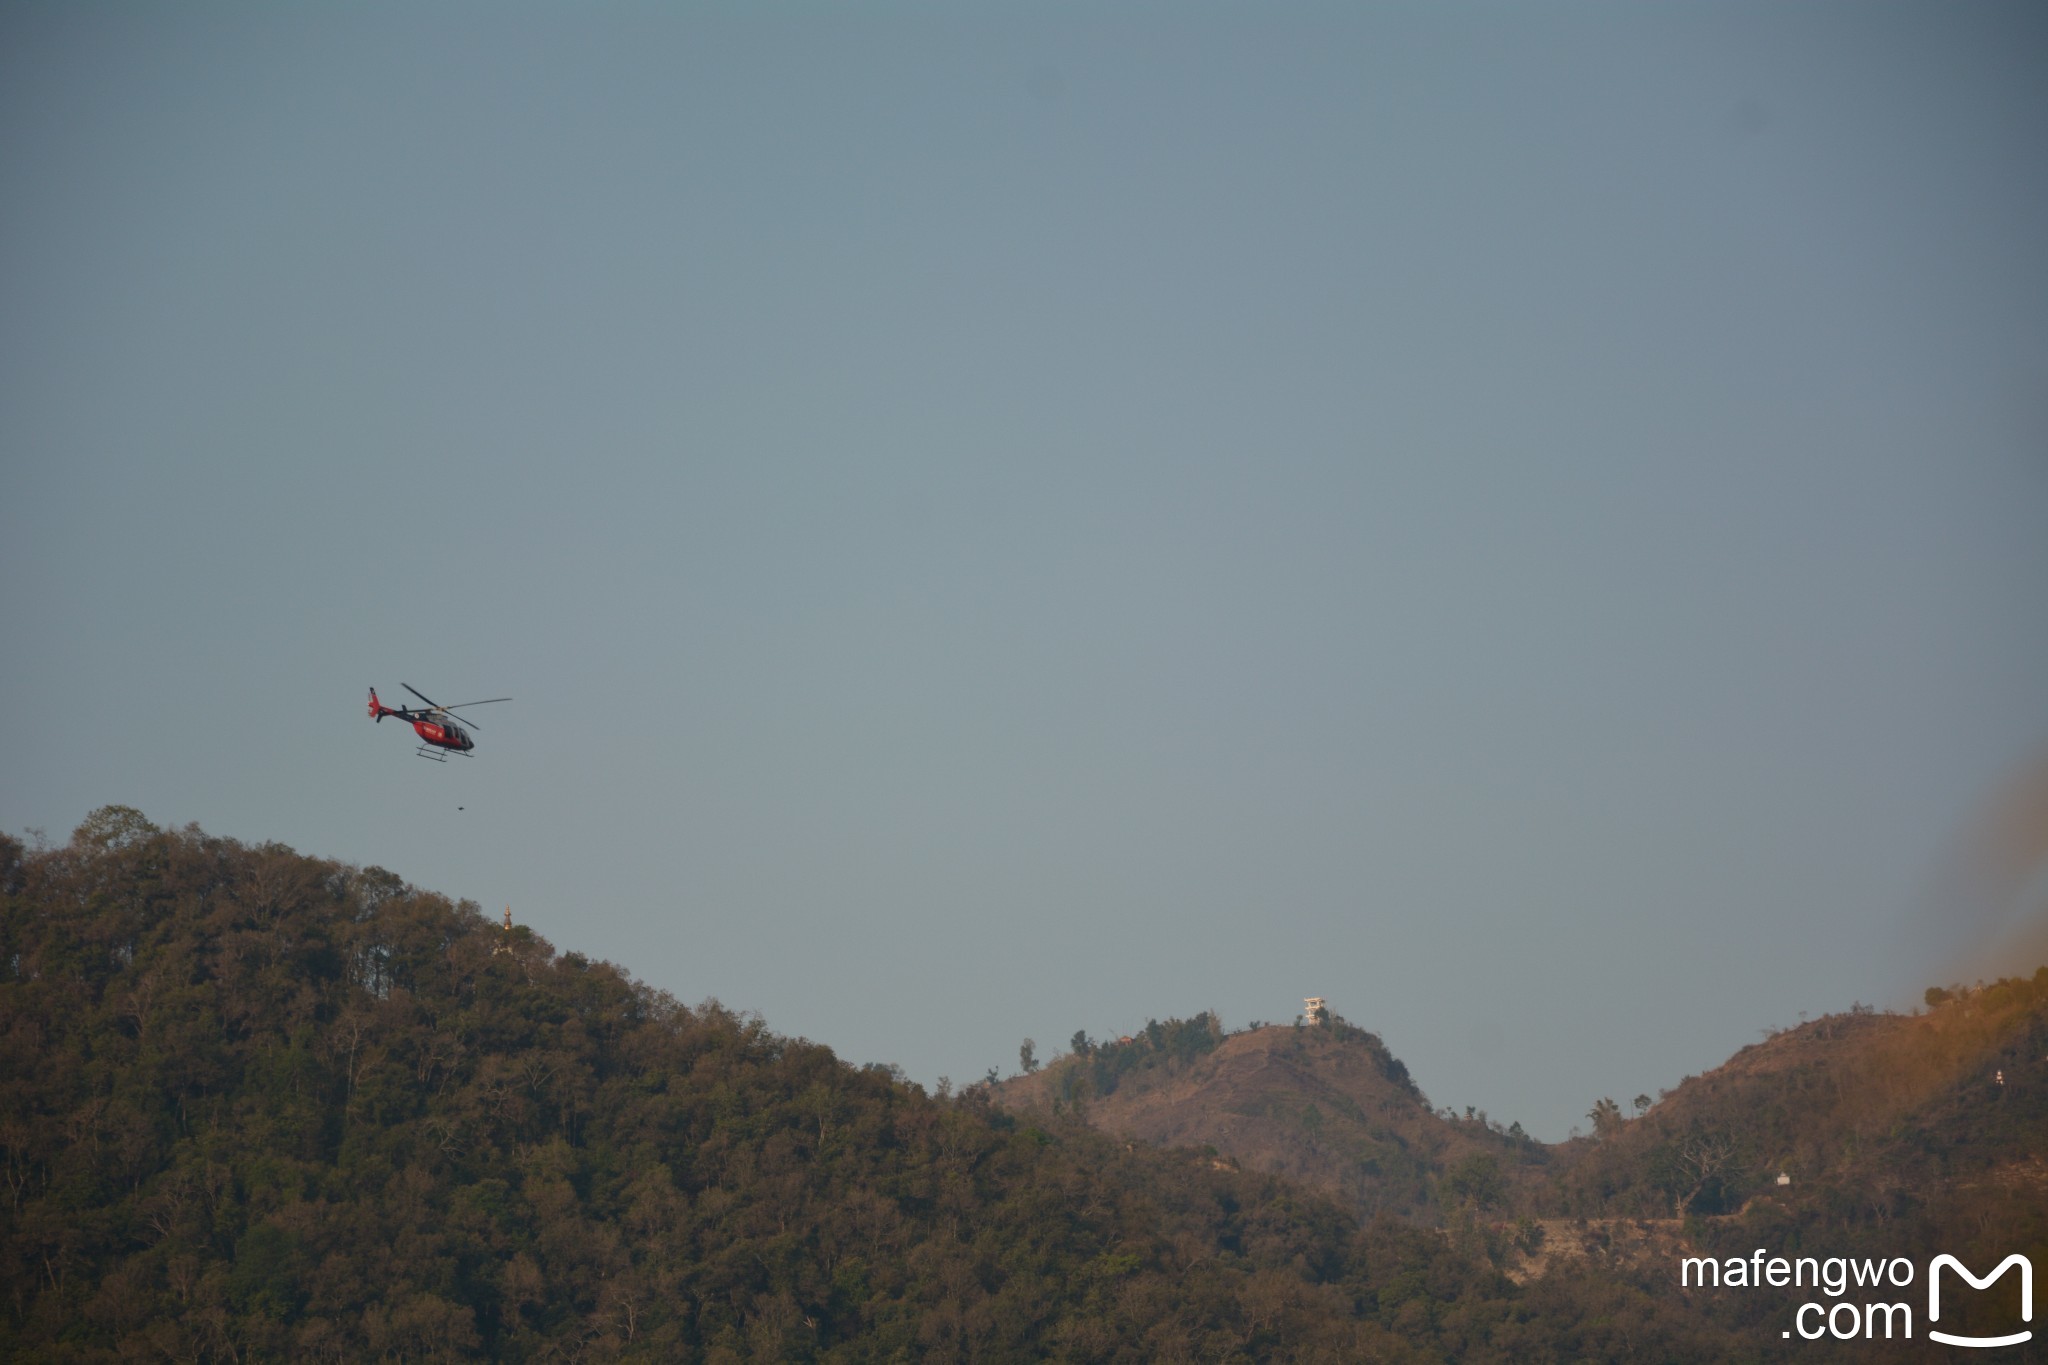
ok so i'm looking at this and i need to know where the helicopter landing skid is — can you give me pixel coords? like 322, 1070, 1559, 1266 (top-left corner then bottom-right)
415, 746, 468, 762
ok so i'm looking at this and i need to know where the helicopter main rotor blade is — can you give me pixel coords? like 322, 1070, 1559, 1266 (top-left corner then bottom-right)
436, 697, 511, 730
400, 682, 442, 709
399, 685, 508, 730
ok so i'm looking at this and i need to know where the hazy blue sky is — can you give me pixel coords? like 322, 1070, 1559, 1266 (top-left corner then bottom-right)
4, 2, 2045, 1138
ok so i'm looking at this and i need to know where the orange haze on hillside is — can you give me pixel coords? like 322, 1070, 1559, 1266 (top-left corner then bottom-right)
1933, 747, 2048, 984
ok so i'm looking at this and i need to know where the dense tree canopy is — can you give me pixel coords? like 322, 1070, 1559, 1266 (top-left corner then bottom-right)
10, 809, 2021, 1361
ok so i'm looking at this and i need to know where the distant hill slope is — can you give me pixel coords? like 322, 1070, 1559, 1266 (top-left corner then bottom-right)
1537, 976, 2048, 1351
1549, 973, 2048, 1236
991, 975, 2048, 1353
992, 1016, 1546, 1221
996, 983, 2048, 1237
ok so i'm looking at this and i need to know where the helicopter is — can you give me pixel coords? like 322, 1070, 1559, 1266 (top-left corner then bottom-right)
368, 684, 511, 761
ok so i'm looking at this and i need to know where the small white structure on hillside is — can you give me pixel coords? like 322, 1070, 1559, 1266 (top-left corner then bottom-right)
1304, 996, 1327, 1022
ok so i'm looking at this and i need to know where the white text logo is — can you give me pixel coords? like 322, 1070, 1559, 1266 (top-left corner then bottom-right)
1928, 1253, 2032, 1349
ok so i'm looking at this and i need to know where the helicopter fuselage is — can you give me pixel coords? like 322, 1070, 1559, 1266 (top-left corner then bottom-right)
409, 717, 473, 752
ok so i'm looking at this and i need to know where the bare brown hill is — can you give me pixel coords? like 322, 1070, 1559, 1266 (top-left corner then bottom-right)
992, 1014, 1548, 1220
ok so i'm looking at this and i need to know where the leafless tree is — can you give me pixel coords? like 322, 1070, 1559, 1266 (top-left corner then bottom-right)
1672, 1131, 1737, 1217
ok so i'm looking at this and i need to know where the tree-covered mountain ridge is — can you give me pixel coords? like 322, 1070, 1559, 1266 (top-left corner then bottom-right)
992, 974, 2048, 1238
3, 806, 2041, 1361
987, 940, 2048, 1342
4, 807, 1757, 1362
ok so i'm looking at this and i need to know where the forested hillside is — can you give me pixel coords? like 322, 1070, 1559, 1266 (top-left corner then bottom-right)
1541, 972, 2048, 1347
993, 950, 2048, 1356
1, 808, 1744, 1363
1553, 976, 2048, 1226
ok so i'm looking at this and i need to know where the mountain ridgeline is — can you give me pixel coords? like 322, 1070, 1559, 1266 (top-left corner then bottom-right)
994, 979, 2048, 1240
989, 976, 2048, 1352
2, 806, 2043, 1362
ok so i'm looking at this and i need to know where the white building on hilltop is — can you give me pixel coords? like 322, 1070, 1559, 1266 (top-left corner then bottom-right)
1304, 996, 1327, 1022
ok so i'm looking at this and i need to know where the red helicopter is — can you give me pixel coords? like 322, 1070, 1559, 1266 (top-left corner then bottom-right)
368, 684, 511, 761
